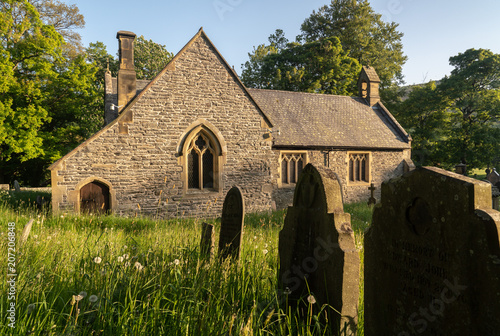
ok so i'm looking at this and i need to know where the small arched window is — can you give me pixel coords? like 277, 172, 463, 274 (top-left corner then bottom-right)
187, 132, 216, 190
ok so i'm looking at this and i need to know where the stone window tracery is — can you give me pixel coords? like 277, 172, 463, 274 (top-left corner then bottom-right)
187, 133, 215, 190
280, 153, 306, 185
349, 153, 370, 183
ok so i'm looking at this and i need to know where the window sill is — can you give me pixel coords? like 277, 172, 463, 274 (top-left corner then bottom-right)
347, 181, 370, 186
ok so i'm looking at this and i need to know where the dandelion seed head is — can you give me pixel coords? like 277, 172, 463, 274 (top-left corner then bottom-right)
117, 256, 124, 263
89, 295, 98, 303
307, 295, 316, 304
79, 291, 87, 298
75, 295, 84, 302
173, 259, 180, 266
94, 257, 102, 264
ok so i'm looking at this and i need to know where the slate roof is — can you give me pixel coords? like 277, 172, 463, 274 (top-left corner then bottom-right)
248, 88, 411, 149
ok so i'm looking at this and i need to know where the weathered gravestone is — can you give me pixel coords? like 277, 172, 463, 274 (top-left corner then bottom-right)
365, 166, 500, 336
278, 163, 359, 335
218, 186, 245, 260
13, 180, 20, 192
200, 222, 215, 260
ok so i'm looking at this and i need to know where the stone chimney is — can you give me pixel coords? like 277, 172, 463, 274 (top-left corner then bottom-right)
358, 66, 380, 106
116, 31, 136, 112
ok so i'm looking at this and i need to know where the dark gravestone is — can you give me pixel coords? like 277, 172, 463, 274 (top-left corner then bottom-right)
365, 167, 500, 336
200, 222, 214, 260
278, 163, 359, 335
218, 186, 245, 260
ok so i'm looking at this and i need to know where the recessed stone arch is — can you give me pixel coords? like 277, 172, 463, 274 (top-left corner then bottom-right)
69, 177, 116, 214
177, 119, 227, 194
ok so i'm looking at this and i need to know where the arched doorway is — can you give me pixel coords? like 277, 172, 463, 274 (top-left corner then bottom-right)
80, 180, 110, 214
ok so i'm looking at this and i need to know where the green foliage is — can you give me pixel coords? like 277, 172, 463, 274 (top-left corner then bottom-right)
242, 0, 407, 93
390, 48, 500, 171
134, 35, 174, 80
0, 1, 102, 186
242, 32, 361, 95
299, 0, 407, 87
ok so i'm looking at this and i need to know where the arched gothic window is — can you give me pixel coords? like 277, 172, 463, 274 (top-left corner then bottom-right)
187, 132, 216, 190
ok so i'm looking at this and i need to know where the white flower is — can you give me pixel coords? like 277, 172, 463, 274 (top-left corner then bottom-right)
117, 256, 124, 263
173, 259, 180, 266
94, 257, 102, 264
134, 262, 144, 271
89, 295, 98, 303
307, 295, 316, 304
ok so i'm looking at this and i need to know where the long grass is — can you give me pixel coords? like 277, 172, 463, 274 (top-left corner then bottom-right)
0, 193, 372, 335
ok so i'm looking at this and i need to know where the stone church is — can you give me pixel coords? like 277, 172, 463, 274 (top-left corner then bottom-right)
49, 28, 413, 217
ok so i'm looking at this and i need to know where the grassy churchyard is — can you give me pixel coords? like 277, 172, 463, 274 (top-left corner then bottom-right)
0, 190, 371, 335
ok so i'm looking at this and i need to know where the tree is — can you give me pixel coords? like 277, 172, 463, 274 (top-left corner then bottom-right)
299, 0, 407, 86
134, 35, 174, 80
438, 49, 500, 169
241, 31, 360, 95
29, 0, 85, 56
391, 82, 453, 166
0, 0, 102, 185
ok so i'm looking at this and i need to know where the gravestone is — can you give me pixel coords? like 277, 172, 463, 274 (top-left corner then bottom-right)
13, 180, 20, 192
200, 222, 214, 260
278, 163, 359, 335
218, 186, 245, 260
365, 167, 500, 336
487, 168, 500, 187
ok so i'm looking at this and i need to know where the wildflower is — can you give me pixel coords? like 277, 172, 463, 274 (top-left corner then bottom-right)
123, 253, 129, 260
117, 256, 124, 263
79, 291, 87, 298
134, 262, 144, 271
307, 295, 316, 304
94, 257, 102, 264
173, 259, 180, 266
89, 295, 98, 303
74, 294, 84, 302
263, 249, 269, 255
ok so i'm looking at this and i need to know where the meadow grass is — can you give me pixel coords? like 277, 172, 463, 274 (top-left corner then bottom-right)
0, 195, 372, 336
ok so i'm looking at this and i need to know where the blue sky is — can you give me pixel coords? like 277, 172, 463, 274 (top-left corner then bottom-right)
73, 0, 500, 85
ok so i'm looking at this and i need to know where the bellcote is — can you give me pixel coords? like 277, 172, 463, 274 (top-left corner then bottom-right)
358, 66, 380, 106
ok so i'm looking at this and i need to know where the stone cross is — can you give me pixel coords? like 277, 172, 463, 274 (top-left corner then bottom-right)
364, 167, 500, 336
218, 186, 245, 260
278, 163, 359, 335
367, 182, 376, 206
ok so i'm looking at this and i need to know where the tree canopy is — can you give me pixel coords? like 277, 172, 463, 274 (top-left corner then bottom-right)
241, 31, 360, 95
241, 0, 406, 93
391, 48, 500, 171
0, 0, 100, 185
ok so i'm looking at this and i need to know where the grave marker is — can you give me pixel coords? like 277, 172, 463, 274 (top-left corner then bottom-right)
364, 166, 500, 336
200, 222, 214, 260
367, 182, 376, 206
278, 163, 359, 335
13, 180, 20, 192
218, 186, 245, 260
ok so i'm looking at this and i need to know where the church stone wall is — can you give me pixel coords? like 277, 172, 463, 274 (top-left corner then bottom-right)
51, 35, 276, 218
